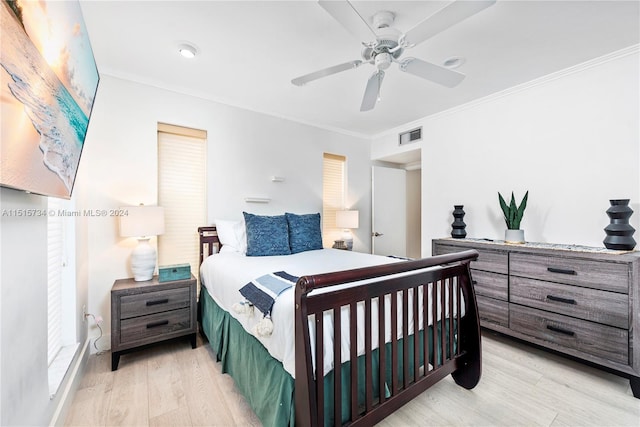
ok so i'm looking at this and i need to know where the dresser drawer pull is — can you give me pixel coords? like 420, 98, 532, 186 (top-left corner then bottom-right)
546, 325, 575, 336
472, 280, 478, 285
146, 320, 169, 329
146, 298, 169, 306
547, 267, 577, 275
546, 295, 577, 305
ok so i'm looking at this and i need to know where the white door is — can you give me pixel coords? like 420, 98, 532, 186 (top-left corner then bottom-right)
372, 166, 406, 257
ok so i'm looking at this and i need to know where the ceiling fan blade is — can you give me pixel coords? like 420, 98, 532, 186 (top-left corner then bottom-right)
400, 58, 465, 88
319, 0, 377, 43
360, 71, 384, 112
403, 0, 496, 47
291, 60, 363, 86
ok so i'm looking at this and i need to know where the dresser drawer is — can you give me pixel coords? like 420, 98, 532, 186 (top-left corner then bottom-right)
510, 253, 628, 293
473, 248, 508, 275
120, 287, 190, 319
434, 244, 507, 274
510, 277, 628, 328
120, 308, 192, 344
471, 270, 508, 301
477, 295, 508, 328
510, 304, 628, 365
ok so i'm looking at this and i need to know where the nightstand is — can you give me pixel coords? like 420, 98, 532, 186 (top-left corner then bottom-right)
110, 275, 197, 370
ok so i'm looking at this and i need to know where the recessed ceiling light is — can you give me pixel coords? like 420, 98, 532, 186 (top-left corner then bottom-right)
178, 43, 197, 59
443, 56, 465, 69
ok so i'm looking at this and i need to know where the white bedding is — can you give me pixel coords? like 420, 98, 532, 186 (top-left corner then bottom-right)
200, 248, 463, 378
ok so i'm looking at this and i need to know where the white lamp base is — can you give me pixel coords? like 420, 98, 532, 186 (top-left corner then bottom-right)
341, 229, 354, 251
131, 237, 156, 281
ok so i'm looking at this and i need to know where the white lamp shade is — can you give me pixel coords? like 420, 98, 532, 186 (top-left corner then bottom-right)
119, 206, 165, 237
336, 210, 359, 229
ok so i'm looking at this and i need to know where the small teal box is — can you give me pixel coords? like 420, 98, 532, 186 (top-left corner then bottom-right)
158, 263, 191, 282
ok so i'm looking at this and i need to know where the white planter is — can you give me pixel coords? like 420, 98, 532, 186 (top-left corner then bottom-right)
505, 229, 525, 244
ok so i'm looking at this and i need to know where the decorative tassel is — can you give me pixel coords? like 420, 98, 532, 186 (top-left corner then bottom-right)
254, 316, 274, 336
232, 301, 253, 315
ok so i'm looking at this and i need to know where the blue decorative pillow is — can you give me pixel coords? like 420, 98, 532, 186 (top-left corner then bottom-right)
285, 212, 323, 254
243, 212, 291, 256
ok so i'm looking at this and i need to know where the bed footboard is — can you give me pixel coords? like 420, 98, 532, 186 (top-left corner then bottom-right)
294, 250, 480, 427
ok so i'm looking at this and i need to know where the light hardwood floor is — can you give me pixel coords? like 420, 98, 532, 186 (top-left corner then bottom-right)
65, 332, 640, 426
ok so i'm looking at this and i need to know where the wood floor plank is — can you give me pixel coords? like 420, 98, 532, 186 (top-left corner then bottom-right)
174, 342, 239, 426
78, 352, 114, 391
65, 333, 639, 427
147, 345, 187, 419
149, 405, 193, 427
64, 383, 111, 427
105, 350, 150, 426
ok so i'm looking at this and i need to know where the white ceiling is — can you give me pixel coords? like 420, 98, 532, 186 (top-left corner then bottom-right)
80, 1, 639, 138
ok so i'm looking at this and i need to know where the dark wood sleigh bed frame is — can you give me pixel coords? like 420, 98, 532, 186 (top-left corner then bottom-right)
198, 226, 482, 426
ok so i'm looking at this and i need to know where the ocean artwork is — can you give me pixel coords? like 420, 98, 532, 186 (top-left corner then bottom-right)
0, 0, 99, 198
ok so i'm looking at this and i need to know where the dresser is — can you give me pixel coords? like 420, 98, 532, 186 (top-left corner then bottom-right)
111, 275, 197, 370
432, 238, 640, 397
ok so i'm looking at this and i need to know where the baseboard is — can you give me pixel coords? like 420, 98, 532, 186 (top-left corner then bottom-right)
48, 338, 90, 426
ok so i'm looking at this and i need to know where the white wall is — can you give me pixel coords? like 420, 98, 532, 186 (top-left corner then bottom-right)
0, 188, 89, 426
372, 49, 639, 255
75, 75, 372, 347
406, 169, 421, 259
0, 189, 49, 425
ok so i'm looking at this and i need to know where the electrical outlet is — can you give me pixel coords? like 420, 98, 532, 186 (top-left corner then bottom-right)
82, 305, 87, 322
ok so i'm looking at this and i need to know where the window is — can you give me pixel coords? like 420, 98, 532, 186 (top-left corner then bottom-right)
47, 197, 78, 397
157, 123, 207, 282
47, 197, 63, 366
322, 153, 346, 247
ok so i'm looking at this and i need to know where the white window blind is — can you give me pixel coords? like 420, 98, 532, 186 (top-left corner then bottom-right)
47, 197, 63, 366
322, 153, 346, 247
158, 123, 207, 282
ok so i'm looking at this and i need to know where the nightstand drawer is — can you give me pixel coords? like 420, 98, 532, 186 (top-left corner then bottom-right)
510, 304, 628, 365
120, 308, 192, 343
120, 287, 190, 319
510, 253, 628, 293
510, 277, 628, 328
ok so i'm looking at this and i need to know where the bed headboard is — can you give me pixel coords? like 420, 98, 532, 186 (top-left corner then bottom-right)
198, 226, 220, 266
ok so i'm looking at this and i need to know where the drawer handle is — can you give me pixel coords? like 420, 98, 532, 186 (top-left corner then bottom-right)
472, 280, 478, 285
146, 320, 169, 329
146, 298, 169, 306
546, 325, 575, 336
546, 295, 577, 305
547, 267, 576, 275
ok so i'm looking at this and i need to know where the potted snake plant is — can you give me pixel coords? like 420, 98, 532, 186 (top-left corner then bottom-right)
498, 191, 528, 243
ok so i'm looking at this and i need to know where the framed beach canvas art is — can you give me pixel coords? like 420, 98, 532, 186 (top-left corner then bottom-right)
1, 0, 99, 199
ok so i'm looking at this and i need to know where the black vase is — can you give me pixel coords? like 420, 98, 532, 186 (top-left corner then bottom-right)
451, 205, 467, 238
603, 199, 636, 250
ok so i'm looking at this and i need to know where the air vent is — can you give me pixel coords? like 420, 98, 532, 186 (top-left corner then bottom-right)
399, 127, 422, 146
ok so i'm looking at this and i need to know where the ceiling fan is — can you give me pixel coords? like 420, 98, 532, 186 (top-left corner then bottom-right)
291, 0, 496, 111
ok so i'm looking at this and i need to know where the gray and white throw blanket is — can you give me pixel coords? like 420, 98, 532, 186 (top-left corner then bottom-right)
233, 271, 299, 336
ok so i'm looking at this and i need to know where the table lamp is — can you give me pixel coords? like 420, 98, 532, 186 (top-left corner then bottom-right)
335, 210, 359, 251
119, 205, 165, 281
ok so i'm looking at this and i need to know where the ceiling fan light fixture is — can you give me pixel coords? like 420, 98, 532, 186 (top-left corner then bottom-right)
443, 56, 465, 69
375, 52, 392, 70
178, 43, 198, 59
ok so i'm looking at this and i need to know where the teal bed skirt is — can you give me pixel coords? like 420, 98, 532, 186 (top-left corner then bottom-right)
200, 289, 453, 426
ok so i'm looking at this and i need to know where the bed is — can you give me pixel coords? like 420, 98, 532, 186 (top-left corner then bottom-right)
198, 224, 481, 426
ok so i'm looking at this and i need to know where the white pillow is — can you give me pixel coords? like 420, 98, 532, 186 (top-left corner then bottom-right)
215, 219, 247, 254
